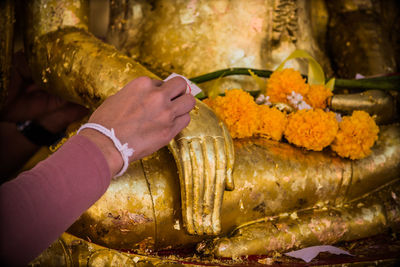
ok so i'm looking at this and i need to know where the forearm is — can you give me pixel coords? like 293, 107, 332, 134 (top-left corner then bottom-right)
0, 135, 111, 265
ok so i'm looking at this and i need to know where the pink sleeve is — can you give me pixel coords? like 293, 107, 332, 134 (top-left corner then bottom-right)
0, 135, 112, 265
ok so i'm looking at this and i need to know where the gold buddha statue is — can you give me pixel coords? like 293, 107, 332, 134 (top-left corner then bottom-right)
1, 0, 398, 265
105, 0, 334, 93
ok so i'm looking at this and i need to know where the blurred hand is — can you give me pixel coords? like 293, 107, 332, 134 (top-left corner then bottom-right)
0, 52, 88, 179
79, 76, 196, 177
1, 52, 88, 133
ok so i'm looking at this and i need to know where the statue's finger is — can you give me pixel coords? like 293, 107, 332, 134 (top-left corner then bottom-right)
189, 138, 205, 235
178, 139, 196, 234
202, 137, 216, 235
169, 139, 187, 228
221, 122, 235, 191
212, 137, 226, 234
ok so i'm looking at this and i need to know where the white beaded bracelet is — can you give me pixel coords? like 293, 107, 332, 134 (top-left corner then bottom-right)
77, 123, 134, 178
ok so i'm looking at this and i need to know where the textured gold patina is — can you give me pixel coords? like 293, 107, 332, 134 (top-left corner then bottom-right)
30, 124, 400, 264
25, 0, 156, 108
30, 232, 201, 266
329, 90, 398, 124
64, 125, 399, 252
211, 178, 400, 258
107, 0, 332, 94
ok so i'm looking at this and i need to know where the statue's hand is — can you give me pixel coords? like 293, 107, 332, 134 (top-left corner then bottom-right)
169, 99, 234, 235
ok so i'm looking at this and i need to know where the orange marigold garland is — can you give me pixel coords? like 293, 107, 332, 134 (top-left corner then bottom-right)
284, 109, 338, 151
305, 84, 333, 109
266, 68, 309, 104
204, 88, 379, 160
330, 110, 379, 160
202, 98, 214, 109
204, 89, 259, 138
256, 106, 287, 141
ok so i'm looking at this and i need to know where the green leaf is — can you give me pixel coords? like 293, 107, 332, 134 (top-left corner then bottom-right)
207, 75, 224, 98
276, 49, 325, 85
325, 78, 335, 91
248, 69, 266, 93
195, 91, 206, 99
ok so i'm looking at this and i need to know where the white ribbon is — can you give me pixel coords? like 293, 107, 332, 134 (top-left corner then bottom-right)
78, 123, 134, 178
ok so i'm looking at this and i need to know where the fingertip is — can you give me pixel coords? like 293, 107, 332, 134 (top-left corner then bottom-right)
183, 113, 191, 127
181, 112, 192, 125
189, 94, 196, 108
225, 170, 235, 191
170, 76, 187, 86
183, 94, 196, 111
179, 115, 191, 136
169, 113, 191, 140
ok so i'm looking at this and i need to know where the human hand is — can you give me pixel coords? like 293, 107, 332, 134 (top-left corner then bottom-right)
0, 52, 88, 178
1, 52, 88, 133
169, 100, 234, 235
79, 76, 196, 177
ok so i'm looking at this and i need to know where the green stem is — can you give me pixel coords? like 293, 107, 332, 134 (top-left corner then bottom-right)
189, 68, 400, 98
189, 68, 273, 84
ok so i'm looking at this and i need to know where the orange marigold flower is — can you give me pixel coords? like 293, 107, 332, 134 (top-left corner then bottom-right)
202, 98, 214, 109
305, 84, 333, 109
203, 89, 259, 138
257, 106, 287, 141
266, 68, 309, 104
284, 109, 338, 151
330, 110, 379, 160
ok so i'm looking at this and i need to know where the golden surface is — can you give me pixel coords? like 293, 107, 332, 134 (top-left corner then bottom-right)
107, 0, 332, 93
65, 124, 400, 253
212, 179, 400, 258
31, 232, 200, 266
27, 27, 156, 108
329, 90, 397, 124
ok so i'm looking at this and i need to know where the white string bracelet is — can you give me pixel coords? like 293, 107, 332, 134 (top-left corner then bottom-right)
77, 123, 134, 178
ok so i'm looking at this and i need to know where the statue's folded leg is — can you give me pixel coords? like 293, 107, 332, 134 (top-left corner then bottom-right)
208, 179, 400, 258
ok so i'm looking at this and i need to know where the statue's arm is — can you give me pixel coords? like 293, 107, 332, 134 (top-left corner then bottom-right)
24, 0, 157, 109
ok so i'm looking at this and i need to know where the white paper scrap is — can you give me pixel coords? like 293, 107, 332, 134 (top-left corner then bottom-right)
284, 245, 353, 263
164, 73, 202, 96
355, 73, 365, 80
